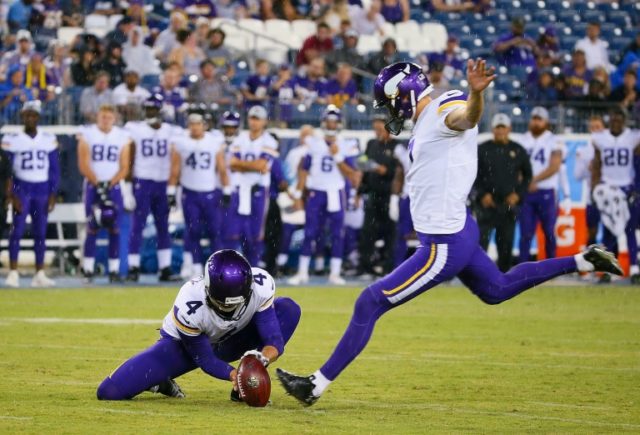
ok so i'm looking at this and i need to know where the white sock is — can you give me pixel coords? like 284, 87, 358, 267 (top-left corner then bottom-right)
298, 256, 310, 276
193, 263, 204, 277
630, 265, 639, 276
183, 252, 193, 268
128, 254, 140, 268
574, 253, 594, 272
109, 258, 120, 274
311, 370, 331, 397
277, 253, 288, 267
158, 249, 172, 269
315, 256, 325, 271
83, 257, 95, 273
329, 257, 342, 277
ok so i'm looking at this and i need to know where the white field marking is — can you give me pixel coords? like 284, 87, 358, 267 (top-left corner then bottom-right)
0, 317, 159, 325
0, 415, 33, 421
3, 343, 142, 352
527, 401, 615, 411
88, 408, 184, 418
332, 399, 640, 429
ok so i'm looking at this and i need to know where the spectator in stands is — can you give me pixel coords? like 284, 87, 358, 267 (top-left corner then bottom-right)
428, 35, 464, 81
30, 0, 63, 49
104, 17, 136, 47
293, 57, 329, 106
621, 31, 640, 61
190, 59, 237, 106
7, 0, 34, 34
195, 17, 211, 51
175, 0, 217, 18
527, 68, 558, 104
96, 42, 128, 88
427, 61, 449, 98
296, 22, 334, 66
349, 0, 386, 36
242, 59, 272, 109
271, 64, 295, 126
579, 78, 608, 117
61, 0, 86, 26
493, 17, 537, 68
0, 67, 33, 121
123, 26, 162, 77
125, 0, 149, 29
70, 48, 97, 87
366, 38, 400, 74
536, 26, 560, 64
113, 69, 151, 121
327, 63, 358, 108
326, 29, 364, 74
152, 64, 187, 122
575, 21, 612, 72
79, 71, 114, 122
154, 11, 188, 64
205, 28, 235, 78
168, 29, 206, 77
272, 0, 300, 20
89, 0, 119, 16
611, 69, 638, 112
44, 40, 71, 89
332, 19, 352, 49
592, 66, 610, 97
321, 0, 350, 32
431, 0, 489, 13
217, 0, 249, 19
562, 48, 592, 99
380, 0, 409, 23
24, 53, 56, 102
0, 30, 34, 82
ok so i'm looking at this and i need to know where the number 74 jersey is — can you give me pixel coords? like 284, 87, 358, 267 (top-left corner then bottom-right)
125, 121, 181, 182
517, 130, 564, 191
161, 267, 276, 343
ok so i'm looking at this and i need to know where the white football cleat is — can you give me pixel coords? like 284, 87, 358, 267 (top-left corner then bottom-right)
31, 270, 56, 287
287, 273, 309, 286
5, 270, 20, 288
180, 263, 192, 280
328, 274, 346, 285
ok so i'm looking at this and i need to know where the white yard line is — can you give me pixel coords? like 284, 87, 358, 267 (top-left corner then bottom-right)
527, 401, 615, 411
0, 415, 33, 421
88, 408, 184, 418
0, 317, 159, 325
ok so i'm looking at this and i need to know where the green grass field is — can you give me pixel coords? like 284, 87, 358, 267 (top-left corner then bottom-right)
0, 284, 639, 433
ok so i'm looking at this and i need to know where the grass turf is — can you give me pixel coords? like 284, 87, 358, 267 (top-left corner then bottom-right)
0, 284, 638, 433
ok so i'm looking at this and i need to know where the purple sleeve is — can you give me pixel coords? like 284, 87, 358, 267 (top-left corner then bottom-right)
252, 306, 285, 355
178, 331, 235, 381
301, 154, 311, 171
344, 156, 357, 169
347, 81, 357, 98
271, 158, 285, 185
48, 149, 59, 195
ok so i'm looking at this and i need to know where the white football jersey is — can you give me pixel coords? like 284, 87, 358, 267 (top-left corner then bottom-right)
518, 130, 564, 190
1, 131, 57, 183
126, 121, 181, 182
78, 125, 131, 182
161, 267, 276, 342
394, 143, 411, 197
173, 131, 225, 192
304, 136, 358, 191
284, 143, 309, 185
229, 131, 279, 188
407, 90, 478, 234
591, 129, 640, 187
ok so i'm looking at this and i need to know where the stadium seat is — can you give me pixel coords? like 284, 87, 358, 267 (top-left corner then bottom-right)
557, 10, 581, 23
291, 20, 316, 40
357, 35, 381, 54
224, 34, 249, 51
264, 19, 292, 39
57, 27, 83, 46
420, 23, 447, 52
141, 74, 160, 90
582, 10, 605, 23
84, 14, 108, 29
239, 18, 265, 33
607, 11, 631, 28
108, 14, 124, 31
380, 22, 396, 39
395, 21, 421, 41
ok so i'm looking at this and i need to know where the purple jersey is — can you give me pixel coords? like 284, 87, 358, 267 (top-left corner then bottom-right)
381, 1, 403, 24
293, 75, 329, 103
242, 74, 272, 108
326, 79, 357, 108
151, 85, 187, 122
493, 32, 537, 67
175, 0, 217, 17
562, 66, 593, 98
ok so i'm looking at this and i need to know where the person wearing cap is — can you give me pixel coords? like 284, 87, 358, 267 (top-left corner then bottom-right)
326, 28, 364, 75
113, 69, 151, 122
0, 29, 34, 82
428, 36, 465, 81
493, 17, 537, 68
591, 107, 640, 283
562, 49, 593, 99
517, 106, 563, 263
2, 101, 59, 287
474, 113, 531, 272
0, 66, 34, 122
227, 105, 279, 265
575, 21, 612, 72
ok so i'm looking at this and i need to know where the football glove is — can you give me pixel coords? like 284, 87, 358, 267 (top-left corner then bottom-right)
121, 181, 136, 211
389, 194, 400, 222
167, 185, 177, 209
96, 182, 110, 204
242, 350, 269, 367
222, 185, 233, 207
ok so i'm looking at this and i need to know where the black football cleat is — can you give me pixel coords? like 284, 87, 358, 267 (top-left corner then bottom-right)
149, 379, 185, 398
276, 368, 319, 406
583, 245, 623, 276
230, 388, 242, 402
82, 268, 93, 284
109, 272, 124, 283
598, 273, 612, 284
159, 267, 181, 282
631, 274, 640, 285
127, 267, 140, 282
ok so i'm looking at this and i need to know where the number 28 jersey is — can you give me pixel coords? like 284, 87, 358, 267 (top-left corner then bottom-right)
78, 125, 131, 182
591, 128, 640, 187
161, 267, 276, 343
518, 130, 564, 190
173, 131, 225, 192
125, 121, 181, 182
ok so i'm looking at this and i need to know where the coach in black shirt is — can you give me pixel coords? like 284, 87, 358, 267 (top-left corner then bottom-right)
474, 113, 532, 272
0, 147, 12, 250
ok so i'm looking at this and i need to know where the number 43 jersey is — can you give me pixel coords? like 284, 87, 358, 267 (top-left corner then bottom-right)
125, 121, 181, 182
173, 131, 225, 192
161, 267, 276, 343
78, 125, 131, 182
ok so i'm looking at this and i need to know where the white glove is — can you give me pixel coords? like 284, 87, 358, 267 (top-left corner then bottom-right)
121, 181, 136, 211
242, 350, 269, 367
560, 197, 572, 215
389, 194, 400, 222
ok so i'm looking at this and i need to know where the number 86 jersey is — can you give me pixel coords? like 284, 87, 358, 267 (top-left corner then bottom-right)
125, 121, 181, 182
161, 267, 276, 343
78, 125, 132, 182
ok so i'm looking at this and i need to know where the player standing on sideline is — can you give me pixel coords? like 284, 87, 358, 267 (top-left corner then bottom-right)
2, 101, 59, 287
277, 60, 622, 405
125, 94, 180, 282
228, 105, 278, 265
518, 107, 563, 262
78, 104, 132, 283
288, 106, 361, 286
591, 107, 640, 283
96, 249, 301, 401
169, 107, 226, 278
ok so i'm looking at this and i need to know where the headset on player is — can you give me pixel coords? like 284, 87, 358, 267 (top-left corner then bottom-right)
321, 105, 342, 138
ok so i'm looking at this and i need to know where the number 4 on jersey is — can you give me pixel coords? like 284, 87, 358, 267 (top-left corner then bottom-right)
186, 300, 203, 315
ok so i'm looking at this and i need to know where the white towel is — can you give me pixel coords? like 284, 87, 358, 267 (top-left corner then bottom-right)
327, 189, 341, 213
593, 184, 630, 237
238, 184, 252, 216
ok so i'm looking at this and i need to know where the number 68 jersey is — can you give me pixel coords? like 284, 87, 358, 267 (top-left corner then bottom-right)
125, 121, 181, 182
161, 267, 276, 343
78, 124, 131, 182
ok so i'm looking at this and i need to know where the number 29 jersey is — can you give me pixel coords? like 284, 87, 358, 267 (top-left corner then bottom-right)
518, 130, 564, 190
161, 267, 276, 343
125, 121, 181, 182
591, 128, 640, 187
173, 131, 225, 192
78, 125, 131, 182
1, 131, 58, 183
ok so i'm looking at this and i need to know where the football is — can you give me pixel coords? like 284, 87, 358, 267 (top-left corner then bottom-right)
237, 355, 271, 407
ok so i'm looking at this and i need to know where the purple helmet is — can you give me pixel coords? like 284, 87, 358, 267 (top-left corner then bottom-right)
373, 62, 433, 135
144, 94, 164, 124
204, 250, 253, 321
321, 105, 342, 137
221, 111, 241, 143
91, 201, 117, 228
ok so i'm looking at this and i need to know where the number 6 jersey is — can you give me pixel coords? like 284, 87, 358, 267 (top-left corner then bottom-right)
173, 131, 225, 192
78, 124, 132, 182
125, 121, 181, 182
161, 267, 276, 343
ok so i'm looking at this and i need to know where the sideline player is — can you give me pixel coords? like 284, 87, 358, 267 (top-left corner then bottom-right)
96, 249, 301, 401
125, 94, 179, 282
77, 104, 132, 282
277, 60, 622, 405
2, 101, 59, 287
